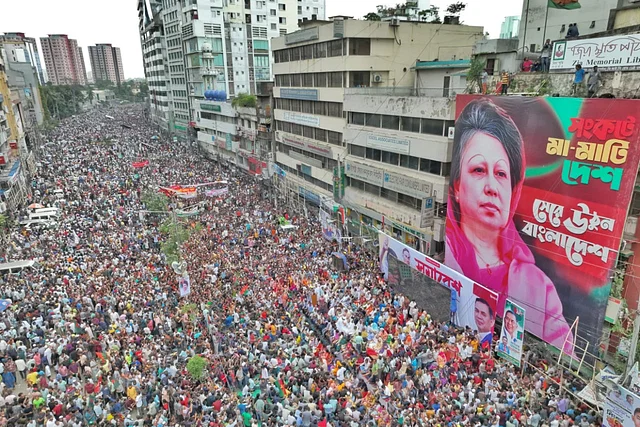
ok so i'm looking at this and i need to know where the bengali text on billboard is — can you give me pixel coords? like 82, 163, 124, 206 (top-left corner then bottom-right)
379, 232, 499, 344
446, 95, 640, 354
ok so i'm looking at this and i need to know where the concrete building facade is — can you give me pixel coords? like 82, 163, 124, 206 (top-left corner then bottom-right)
271, 18, 483, 247
88, 44, 125, 86
0, 33, 46, 85
40, 35, 87, 85
137, 0, 171, 134
137, 0, 326, 142
518, 0, 618, 54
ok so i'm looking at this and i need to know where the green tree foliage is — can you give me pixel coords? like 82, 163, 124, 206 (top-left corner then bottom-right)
39, 84, 87, 120
231, 93, 257, 108
159, 219, 202, 265
466, 57, 486, 94
363, 12, 382, 21
141, 191, 169, 212
186, 355, 207, 380
94, 79, 115, 90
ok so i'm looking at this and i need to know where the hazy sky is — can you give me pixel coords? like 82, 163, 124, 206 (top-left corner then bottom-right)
0, 0, 523, 80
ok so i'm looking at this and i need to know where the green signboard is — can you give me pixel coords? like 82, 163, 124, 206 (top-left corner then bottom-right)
201, 104, 222, 112
174, 124, 187, 131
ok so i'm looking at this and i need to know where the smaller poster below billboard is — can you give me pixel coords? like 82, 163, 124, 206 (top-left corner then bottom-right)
604, 385, 640, 427
496, 299, 526, 367
378, 232, 498, 343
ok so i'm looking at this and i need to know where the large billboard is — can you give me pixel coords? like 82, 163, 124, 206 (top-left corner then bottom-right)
380, 232, 499, 343
447, 95, 640, 354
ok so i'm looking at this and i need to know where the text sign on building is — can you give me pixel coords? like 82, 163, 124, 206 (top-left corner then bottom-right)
280, 88, 319, 101
551, 34, 640, 70
420, 197, 435, 228
366, 133, 410, 154
278, 132, 333, 158
345, 160, 384, 186
283, 111, 320, 127
285, 27, 319, 45
201, 103, 222, 112
384, 171, 432, 199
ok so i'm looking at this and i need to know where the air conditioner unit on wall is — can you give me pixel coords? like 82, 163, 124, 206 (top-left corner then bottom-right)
390, 17, 400, 27
447, 126, 455, 139
373, 74, 383, 83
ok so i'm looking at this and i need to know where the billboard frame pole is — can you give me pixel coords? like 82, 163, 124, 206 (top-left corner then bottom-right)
558, 316, 580, 370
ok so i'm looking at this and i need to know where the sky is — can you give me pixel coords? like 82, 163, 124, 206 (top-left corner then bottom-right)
0, 0, 523, 80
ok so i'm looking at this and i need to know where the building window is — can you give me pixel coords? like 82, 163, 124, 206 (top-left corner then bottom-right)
328, 71, 342, 88
381, 115, 399, 130
349, 38, 371, 56
328, 40, 342, 57
314, 72, 327, 87
420, 159, 441, 175
314, 42, 327, 59
400, 155, 419, 170
365, 113, 381, 128
328, 131, 342, 146
350, 71, 370, 88
421, 118, 444, 136
381, 151, 399, 166
302, 73, 313, 87
350, 112, 365, 126
401, 116, 420, 133
366, 147, 381, 161
349, 144, 365, 157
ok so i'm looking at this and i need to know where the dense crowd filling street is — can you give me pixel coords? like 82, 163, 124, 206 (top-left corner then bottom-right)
0, 105, 602, 427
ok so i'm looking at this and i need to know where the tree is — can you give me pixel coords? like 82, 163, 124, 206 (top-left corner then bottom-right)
231, 93, 257, 108
466, 57, 486, 94
419, 6, 441, 23
95, 79, 115, 90
186, 355, 207, 380
363, 12, 381, 21
141, 191, 169, 212
444, 2, 466, 24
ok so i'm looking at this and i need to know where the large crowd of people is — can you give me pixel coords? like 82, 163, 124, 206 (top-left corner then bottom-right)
0, 105, 602, 427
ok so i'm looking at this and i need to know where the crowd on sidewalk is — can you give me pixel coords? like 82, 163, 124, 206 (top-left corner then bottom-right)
0, 105, 602, 427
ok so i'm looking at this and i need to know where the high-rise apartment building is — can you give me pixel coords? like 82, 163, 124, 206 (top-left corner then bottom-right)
137, 0, 170, 132
40, 35, 87, 85
88, 44, 126, 86
0, 33, 46, 85
137, 0, 326, 140
499, 16, 520, 39
271, 18, 483, 250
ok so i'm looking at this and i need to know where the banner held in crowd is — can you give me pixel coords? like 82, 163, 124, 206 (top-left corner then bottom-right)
496, 299, 526, 367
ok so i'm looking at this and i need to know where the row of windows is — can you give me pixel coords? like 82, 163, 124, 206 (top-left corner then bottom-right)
200, 112, 235, 123
274, 39, 346, 63
148, 81, 166, 88
349, 112, 454, 138
171, 77, 186, 86
169, 64, 184, 73
275, 72, 344, 88
275, 120, 342, 146
146, 70, 165, 78
168, 52, 182, 61
175, 113, 190, 121
143, 48, 163, 59
146, 59, 163, 67
165, 10, 178, 22
348, 144, 451, 177
166, 24, 180, 35
274, 99, 343, 118
276, 163, 334, 193
172, 90, 188, 98
151, 100, 169, 108
174, 102, 189, 111
277, 143, 338, 171
167, 37, 181, 48
348, 177, 423, 212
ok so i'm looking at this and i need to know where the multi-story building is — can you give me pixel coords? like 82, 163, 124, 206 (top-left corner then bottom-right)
88, 44, 125, 86
0, 33, 46, 85
0, 54, 34, 213
137, 0, 325, 142
137, 0, 171, 134
499, 16, 519, 39
271, 17, 483, 250
40, 35, 87, 85
0, 41, 45, 127
518, 0, 619, 54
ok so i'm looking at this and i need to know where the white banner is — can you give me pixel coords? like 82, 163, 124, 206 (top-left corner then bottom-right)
320, 209, 342, 242
551, 34, 640, 70
179, 275, 191, 297
378, 232, 498, 343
